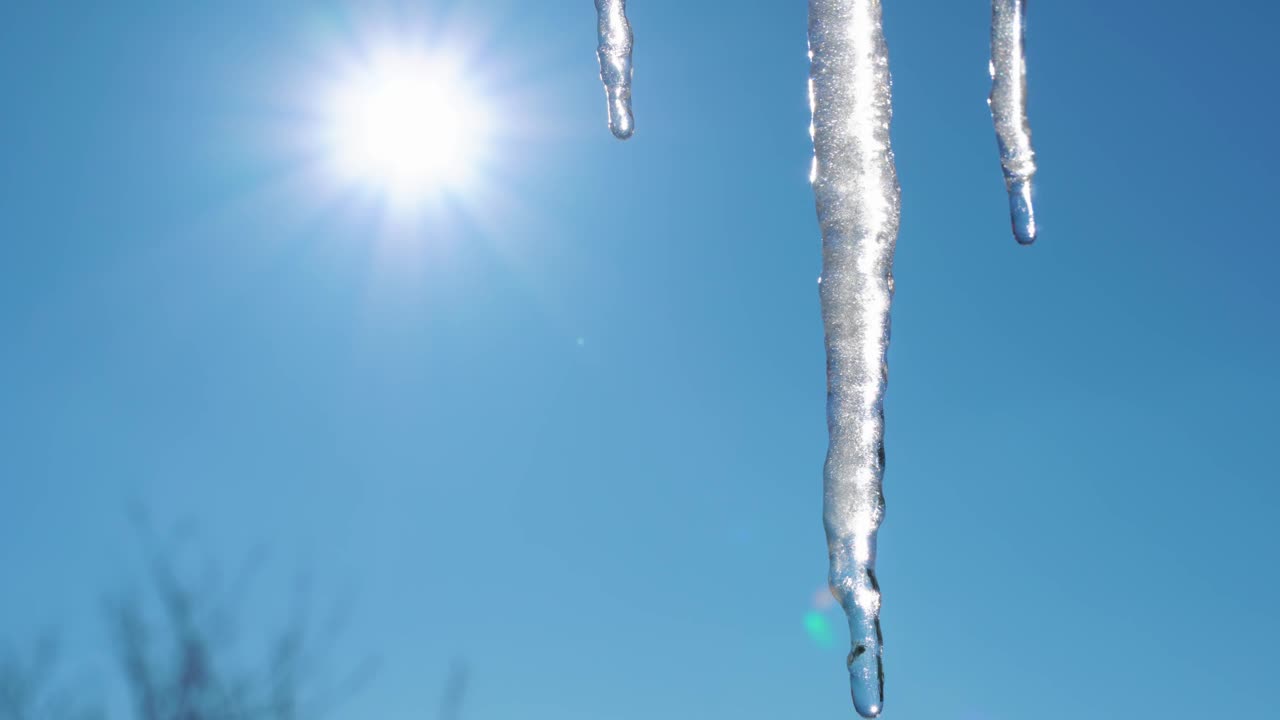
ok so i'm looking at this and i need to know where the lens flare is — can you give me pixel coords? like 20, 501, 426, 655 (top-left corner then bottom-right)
804, 610, 836, 648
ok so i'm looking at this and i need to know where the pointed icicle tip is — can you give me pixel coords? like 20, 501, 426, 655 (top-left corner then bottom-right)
1008, 176, 1036, 245
847, 633, 884, 718
607, 88, 634, 140
850, 671, 883, 717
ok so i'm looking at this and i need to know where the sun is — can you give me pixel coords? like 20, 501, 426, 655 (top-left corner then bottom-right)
323, 47, 494, 203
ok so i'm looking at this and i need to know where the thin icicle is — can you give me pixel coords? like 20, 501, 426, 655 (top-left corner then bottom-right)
807, 1, 899, 717
594, 0, 634, 140
989, 0, 1037, 244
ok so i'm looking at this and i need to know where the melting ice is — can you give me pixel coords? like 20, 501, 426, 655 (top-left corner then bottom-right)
594, 0, 634, 140
587, 1, 1041, 715
989, 0, 1037, 244
807, 0, 898, 716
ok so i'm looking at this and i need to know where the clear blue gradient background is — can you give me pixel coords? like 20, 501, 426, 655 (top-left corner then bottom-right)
3, 1, 1278, 718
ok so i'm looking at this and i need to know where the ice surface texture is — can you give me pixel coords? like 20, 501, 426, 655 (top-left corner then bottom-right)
588, 2, 1038, 714
594, 0, 634, 140
989, 0, 1037, 244
807, 1, 899, 716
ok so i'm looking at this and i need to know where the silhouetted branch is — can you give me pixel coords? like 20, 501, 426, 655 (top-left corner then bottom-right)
5, 515, 377, 720
0, 636, 101, 720
437, 661, 467, 720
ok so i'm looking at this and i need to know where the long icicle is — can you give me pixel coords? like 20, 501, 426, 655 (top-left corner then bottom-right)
808, 1, 899, 717
594, 0, 634, 140
989, 0, 1037, 244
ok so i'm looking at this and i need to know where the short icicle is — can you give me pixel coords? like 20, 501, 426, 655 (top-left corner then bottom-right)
989, 0, 1037, 244
807, 1, 900, 717
594, 0, 634, 140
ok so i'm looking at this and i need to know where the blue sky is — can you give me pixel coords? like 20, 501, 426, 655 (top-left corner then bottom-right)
2, 1, 1278, 719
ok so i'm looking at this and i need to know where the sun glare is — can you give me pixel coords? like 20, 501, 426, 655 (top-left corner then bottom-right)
325, 48, 493, 203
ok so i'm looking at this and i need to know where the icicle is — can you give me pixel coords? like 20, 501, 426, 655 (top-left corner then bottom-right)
807, 1, 898, 717
989, 0, 1037, 244
594, 0, 634, 140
